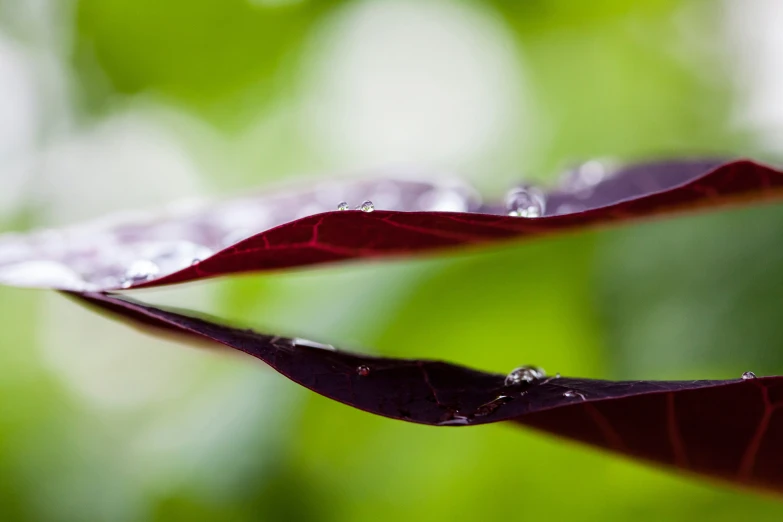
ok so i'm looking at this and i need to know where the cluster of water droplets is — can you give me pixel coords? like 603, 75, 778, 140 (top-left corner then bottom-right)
337, 200, 375, 212
118, 241, 214, 289
505, 187, 546, 218
121, 260, 160, 288
437, 364, 594, 426
504, 365, 585, 401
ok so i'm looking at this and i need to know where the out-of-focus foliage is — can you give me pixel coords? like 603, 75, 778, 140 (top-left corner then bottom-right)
75, 0, 339, 124
1, 0, 783, 520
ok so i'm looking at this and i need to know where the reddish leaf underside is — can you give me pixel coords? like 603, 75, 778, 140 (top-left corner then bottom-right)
0, 159, 780, 291
72, 292, 783, 496
141, 159, 783, 288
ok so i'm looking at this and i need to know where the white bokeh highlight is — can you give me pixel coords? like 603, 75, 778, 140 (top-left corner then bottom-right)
37, 110, 205, 225
0, 36, 39, 218
724, 0, 783, 150
302, 1, 526, 172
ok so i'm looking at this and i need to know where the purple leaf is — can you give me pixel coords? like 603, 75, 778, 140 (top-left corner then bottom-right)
71, 291, 783, 495
0, 159, 780, 291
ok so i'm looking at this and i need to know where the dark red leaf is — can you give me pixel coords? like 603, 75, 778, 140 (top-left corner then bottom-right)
71, 291, 783, 495
1, 159, 781, 291
137, 159, 783, 288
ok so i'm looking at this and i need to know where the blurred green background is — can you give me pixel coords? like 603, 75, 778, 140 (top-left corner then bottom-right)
1, 0, 783, 520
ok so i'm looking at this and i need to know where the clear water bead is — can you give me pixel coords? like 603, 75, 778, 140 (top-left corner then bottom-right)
121, 260, 160, 288
359, 200, 374, 212
292, 338, 336, 351
439, 417, 469, 426
356, 365, 371, 377
742, 371, 757, 380
337, 201, 350, 211
474, 395, 513, 417
563, 390, 586, 400
504, 365, 546, 386
505, 187, 545, 218
438, 411, 469, 426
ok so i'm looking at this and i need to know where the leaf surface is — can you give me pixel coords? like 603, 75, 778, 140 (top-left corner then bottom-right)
1, 159, 780, 291
71, 291, 783, 496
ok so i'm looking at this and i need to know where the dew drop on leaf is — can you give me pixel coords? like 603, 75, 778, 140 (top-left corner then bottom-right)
358, 200, 375, 212
474, 395, 513, 417
742, 371, 757, 380
292, 338, 336, 351
337, 201, 350, 211
356, 365, 371, 376
438, 410, 470, 426
505, 187, 545, 218
504, 365, 546, 386
563, 390, 586, 400
121, 260, 160, 288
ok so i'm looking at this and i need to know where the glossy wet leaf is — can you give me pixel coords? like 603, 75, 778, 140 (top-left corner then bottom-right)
71, 292, 783, 495
0, 159, 781, 291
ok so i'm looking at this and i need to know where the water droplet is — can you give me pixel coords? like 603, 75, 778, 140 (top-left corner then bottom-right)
555, 373, 561, 378
505, 187, 545, 218
187, 246, 213, 266
439, 418, 469, 426
121, 260, 160, 288
563, 390, 586, 400
292, 338, 336, 351
474, 395, 513, 417
504, 365, 546, 386
337, 201, 350, 211
356, 365, 371, 376
438, 410, 469, 426
358, 200, 375, 212
742, 371, 757, 380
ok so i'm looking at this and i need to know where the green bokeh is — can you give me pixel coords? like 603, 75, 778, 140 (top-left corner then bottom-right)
74, 0, 341, 125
